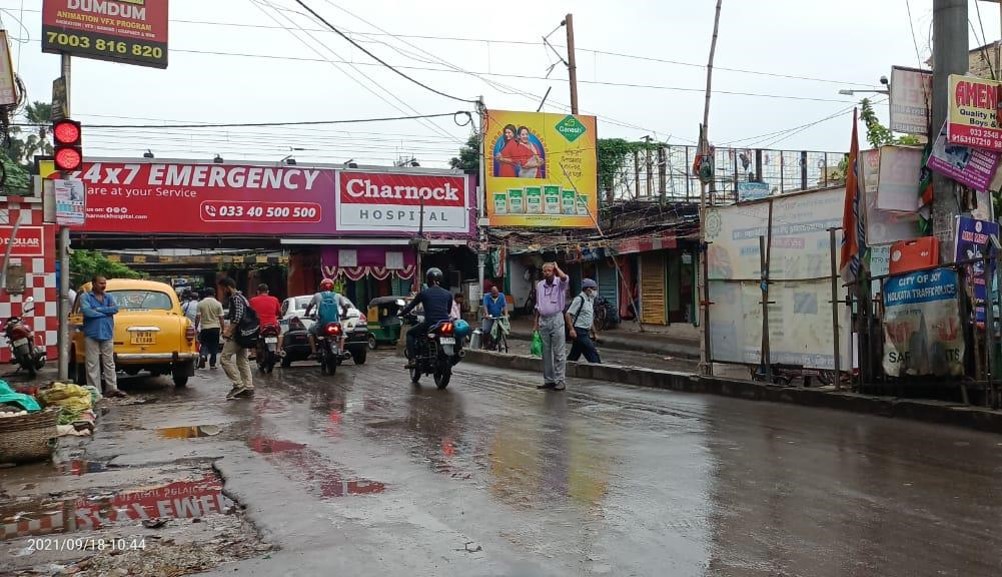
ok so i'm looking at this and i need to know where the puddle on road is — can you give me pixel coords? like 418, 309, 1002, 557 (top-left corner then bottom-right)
156, 425, 223, 439
247, 435, 386, 498
0, 472, 234, 541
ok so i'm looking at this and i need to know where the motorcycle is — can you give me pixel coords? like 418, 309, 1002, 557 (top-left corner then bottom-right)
3, 297, 46, 378
402, 313, 466, 390
316, 321, 350, 376
256, 324, 280, 374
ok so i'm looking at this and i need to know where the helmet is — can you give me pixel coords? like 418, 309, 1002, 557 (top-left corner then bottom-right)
319, 278, 334, 291
426, 267, 443, 284
582, 278, 598, 290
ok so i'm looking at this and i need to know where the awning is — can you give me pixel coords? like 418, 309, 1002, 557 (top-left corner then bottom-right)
320, 246, 416, 281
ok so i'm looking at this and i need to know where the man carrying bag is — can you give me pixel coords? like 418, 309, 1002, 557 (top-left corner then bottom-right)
218, 277, 259, 400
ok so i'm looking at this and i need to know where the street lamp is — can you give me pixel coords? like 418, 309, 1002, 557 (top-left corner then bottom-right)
838, 89, 889, 96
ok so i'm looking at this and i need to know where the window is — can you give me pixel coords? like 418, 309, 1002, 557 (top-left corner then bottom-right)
109, 290, 174, 311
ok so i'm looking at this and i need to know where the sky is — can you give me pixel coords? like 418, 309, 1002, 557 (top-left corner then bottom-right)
3, 0, 999, 168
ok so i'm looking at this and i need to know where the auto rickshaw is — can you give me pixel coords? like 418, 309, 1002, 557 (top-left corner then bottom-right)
366, 296, 410, 349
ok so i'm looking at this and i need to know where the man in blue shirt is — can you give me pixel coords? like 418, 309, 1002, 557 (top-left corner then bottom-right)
81, 276, 126, 397
480, 283, 507, 349
400, 268, 453, 367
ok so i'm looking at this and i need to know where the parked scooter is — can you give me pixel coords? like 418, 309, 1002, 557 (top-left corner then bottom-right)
256, 324, 280, 374
402, 313, 468, 389
3, 297, 46, 378
316, 320, 350, 376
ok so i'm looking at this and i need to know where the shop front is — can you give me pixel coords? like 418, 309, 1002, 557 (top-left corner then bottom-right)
609, 231, 698, 326
281, 168, 476, 305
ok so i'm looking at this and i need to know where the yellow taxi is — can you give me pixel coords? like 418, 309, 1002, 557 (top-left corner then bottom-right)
70, 279, 198, 387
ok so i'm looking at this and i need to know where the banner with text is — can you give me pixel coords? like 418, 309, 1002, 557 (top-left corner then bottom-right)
55, 162, 336, 236
484, 109, 598, 228
889, 66, 932, 136
334, 171, 472, 235
954, 216, 999, 324
882, 269, 964, 377
42, 0, 169, 68
947, 74, 1002, 151
928, 122, 1001, 191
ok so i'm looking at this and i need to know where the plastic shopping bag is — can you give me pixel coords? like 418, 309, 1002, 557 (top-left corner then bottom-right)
530, 330, 543, 357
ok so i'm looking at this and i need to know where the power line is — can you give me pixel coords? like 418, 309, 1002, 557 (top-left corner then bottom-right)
12, 111, 466, 129
5, 6, 877, 87
249, 0, 464, 143
290, 0, 478, 104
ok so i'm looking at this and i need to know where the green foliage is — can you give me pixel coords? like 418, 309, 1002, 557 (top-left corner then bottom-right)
449, 134, 480, 173
596, 138, 656, 194
860, 98, 921, 148
69, 250, 145, 288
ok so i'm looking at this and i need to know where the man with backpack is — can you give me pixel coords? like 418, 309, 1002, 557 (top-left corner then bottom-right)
566, 278, 601, 364
305, 278, 351, 358
218, 277, 258, 400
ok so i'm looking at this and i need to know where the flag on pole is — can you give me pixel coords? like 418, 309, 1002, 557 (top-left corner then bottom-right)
840, 108, 866, 284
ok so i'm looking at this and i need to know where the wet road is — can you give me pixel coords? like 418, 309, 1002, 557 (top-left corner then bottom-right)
10, 352, 1002, 576
503, 336, 699, 373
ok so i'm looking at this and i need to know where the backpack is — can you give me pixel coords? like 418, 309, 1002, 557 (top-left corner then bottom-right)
234, 295, 260, 347
317, 292, 340, 326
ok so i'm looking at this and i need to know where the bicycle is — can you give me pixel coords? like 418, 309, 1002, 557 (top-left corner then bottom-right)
484, 315, 509, 353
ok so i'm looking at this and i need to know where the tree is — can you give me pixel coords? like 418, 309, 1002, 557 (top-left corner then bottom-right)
69, 250, 145, 288
22, 101, 54, 160
449, 134, 479, 173
860, 98, 922, 148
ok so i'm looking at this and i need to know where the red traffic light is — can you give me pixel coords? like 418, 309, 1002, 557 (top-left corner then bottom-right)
52, 118, 82, 171
54, 148, 82, 171
53, 119, 81, 145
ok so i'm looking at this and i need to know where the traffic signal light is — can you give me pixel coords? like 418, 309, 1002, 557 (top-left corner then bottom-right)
52, 119, 82, 172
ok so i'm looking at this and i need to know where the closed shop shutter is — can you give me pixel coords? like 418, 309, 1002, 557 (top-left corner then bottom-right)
640, 252, 666, 325
597, 260, 619, 304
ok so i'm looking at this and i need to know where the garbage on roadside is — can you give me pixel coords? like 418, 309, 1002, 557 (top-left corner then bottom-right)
0, 379, 41, 412
36, 382, 93, 413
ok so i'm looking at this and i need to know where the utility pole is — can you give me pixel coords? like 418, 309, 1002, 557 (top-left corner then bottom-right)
698, 0, 723, 377
477, 97, 487, 300
58, 53, 71, 382
644, 135, 653, 198
931, 0, 968, 258
565, 13, 578, 114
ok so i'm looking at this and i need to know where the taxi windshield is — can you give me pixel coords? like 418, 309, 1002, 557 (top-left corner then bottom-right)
108, 290, 173, 311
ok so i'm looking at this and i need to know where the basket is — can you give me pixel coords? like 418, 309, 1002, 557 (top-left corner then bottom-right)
0, 407, 59, 464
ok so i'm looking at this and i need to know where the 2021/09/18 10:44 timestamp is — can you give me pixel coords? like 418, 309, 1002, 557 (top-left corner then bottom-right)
26, 537, 147, 553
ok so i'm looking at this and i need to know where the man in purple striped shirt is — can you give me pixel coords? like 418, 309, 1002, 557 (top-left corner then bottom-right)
533, 262, 569, 390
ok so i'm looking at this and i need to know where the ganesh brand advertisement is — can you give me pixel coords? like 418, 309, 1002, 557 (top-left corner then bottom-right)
335, 171, 472, 235
60, 162, 336, 235
42, 0, 169, 68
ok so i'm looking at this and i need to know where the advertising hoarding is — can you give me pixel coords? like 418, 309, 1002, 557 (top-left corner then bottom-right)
953, 216, 999, 324
927, 122, 1001, 191
335, 171, 471, 235
54, 178, 85, 225
57, 162, 336, 235
947, 74, 1002, 151
42, 0, 169, 68
882, 269, 964, 377
484, 109, 597, 228
0, 226, 46, 256
889, 66, 932, 136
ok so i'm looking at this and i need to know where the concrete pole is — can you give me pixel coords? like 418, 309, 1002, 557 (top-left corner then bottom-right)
477, 98, 487, 299
931, 0, 968, 257
565, 14, 578, 114
58, 54, 71, 382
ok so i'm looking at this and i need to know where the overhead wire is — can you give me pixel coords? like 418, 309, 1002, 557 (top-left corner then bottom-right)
248, 0, 464, 144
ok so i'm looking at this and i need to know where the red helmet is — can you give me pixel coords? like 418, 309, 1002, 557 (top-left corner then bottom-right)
319, 278, 334, 291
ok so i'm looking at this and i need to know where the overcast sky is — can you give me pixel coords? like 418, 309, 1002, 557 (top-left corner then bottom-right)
3, 0, 998, 168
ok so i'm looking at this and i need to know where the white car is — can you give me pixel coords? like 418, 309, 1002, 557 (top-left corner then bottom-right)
279, 294, 368, 366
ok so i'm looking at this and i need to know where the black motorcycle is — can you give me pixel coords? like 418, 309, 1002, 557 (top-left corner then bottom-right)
317, 321, 350, 376
3, 297, 46, 378
402, 313, 464, 390
256, 324, 280, 374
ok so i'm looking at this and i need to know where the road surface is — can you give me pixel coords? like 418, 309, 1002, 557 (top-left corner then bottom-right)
3, 351, 1001, 576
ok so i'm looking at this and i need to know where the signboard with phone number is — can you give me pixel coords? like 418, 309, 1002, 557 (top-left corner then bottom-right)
41, 0, 168, 69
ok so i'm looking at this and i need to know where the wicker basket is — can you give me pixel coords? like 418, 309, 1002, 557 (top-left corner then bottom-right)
0, 407, 59, 464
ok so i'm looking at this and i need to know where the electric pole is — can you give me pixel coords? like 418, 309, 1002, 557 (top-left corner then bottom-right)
565, 13, 578, 114
931, 0, 968, 257
58, 54, 71, 381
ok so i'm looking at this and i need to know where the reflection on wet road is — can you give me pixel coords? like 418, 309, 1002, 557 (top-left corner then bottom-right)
95, 352, 1002, 575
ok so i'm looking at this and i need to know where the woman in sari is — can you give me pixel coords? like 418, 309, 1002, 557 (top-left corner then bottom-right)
516, 126, 543, 178
495, 124, 521, 177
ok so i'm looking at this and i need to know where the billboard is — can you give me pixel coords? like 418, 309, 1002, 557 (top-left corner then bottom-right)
0, 226, 46, 257
954, 216, 1000, 324
704, 187, 851, 370
882, 269, 964, 377
55, 162, 336, 235
335, 171, 472, 235
927, 121, 1001, 191
42, 0, 169, 68
947, 75, 1002, 151
484, 109, 597, 228
889, 66, 932, 136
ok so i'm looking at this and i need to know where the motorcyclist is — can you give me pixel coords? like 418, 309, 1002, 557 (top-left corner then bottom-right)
249, 283, 284, 356
401, 267, 453, 368
305, 279, 352, 358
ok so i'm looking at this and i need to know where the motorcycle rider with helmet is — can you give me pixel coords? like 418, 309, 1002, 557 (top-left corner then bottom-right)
400, 267, 453, 368
305, 278, 352, 358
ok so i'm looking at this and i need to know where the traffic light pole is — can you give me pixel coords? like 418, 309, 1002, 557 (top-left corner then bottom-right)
58, 53, 71, 382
